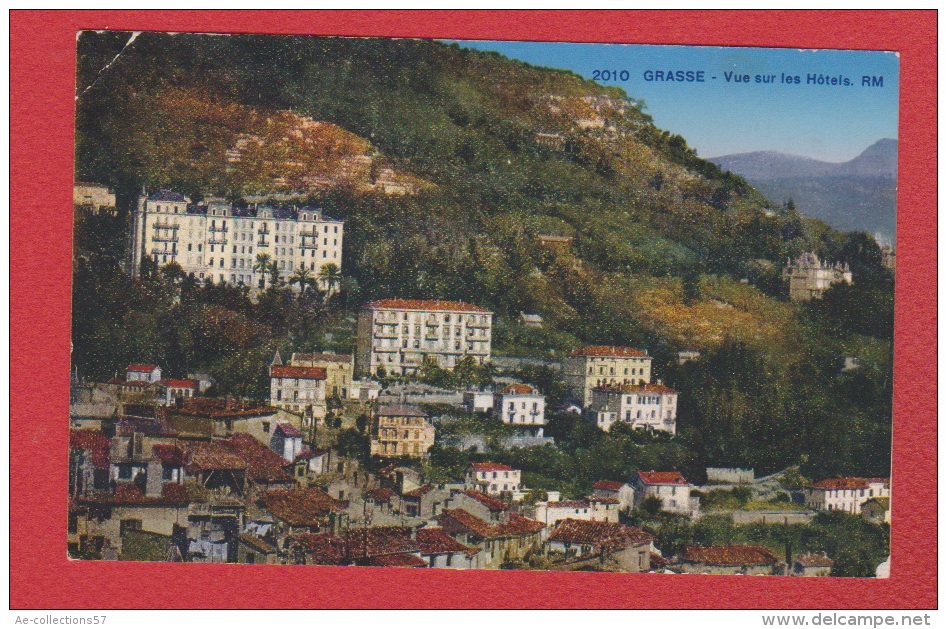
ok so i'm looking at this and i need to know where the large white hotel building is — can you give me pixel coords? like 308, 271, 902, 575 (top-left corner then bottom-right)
129, 190, 343, 288
356, 299, 493, 377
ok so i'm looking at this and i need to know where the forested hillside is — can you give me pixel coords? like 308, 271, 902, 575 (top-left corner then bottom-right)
73, 33, 894, 479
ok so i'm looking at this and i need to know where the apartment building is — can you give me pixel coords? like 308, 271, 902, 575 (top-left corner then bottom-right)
288, 352, 354, 399
493, 384, 546, 434
369, 404, 435, 458
269, 360, 327, 421
563, 346, 653, 407
128, 190, 343, 290
356, 299, 492, 377
589, 382, 678, 435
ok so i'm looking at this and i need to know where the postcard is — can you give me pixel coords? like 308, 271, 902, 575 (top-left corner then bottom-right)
65, 31, 900, 580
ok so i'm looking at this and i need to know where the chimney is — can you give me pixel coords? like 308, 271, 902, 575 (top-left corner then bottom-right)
145, 459, 164, 498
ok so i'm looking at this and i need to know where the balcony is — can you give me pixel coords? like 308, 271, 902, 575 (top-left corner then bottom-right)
208, 236, 229, 245
256, 239, 269, 247
153, 222, 178, 230
151, 235, 179, 243
208, 226, 229, 233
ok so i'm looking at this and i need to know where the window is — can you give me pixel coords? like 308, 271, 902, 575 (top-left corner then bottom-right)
262, 421, 270, 433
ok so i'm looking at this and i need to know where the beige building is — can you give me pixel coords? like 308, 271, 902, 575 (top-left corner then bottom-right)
563, 346, 653, 407
129, 190, 343, 291
370, 404, 435, 458
356, 299, 492, 377
590, 382, 678, 435
288, 352, 354, 399
269, 360, 327, 420
74, 182, 116, 214
782, 252, 852, 301
804, 477, 890, 514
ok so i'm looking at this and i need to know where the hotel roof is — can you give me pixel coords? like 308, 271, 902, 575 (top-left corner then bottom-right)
364, 299, 492, 314
568, 346, 649, 358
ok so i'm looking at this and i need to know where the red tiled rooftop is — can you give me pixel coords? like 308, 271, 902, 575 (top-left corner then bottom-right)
69, 429, 110, 470
79, 482, 190, 507
185, 442, 249, 472
221, 434, 295, 484
548, 500, 591, 509
367, 488, 394, 502
809, 477, 889, 490
637, 471, 689, 486
500, 384, 536, 395
569, 346, 649, 359
152, 444, 186, 467
437, 509, 544, 540
365, 299, 492, 314
462, 490, 509, 511
403, 484, 434, 499
168, 398, 277, 418
595, 383, 677, 395
240, 533, 277, 555
548, 519, 654, 552
682, 545, 779, 566
469, 462, 515, 473
416, 528, 475, 555
270, 365, 327, 380
263, 488, 346, 527
127, 364, 159, 372
159, 378, 199, 389
275, 423, 303, 438
592, 480, 625, 491
365, 553, 427, 568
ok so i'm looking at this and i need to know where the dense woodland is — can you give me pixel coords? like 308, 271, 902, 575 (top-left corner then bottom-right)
73, 34, 894, 494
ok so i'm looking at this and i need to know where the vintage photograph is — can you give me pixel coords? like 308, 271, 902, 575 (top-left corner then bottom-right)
69, 33, 897, 576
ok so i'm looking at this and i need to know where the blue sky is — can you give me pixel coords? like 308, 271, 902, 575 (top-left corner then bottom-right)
451, 40, 899, 162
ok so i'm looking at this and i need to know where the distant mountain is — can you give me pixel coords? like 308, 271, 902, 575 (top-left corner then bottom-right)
710, 139, 897, 239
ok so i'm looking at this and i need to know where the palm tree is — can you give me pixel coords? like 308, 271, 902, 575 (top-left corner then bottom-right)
318, 262, 342, 299
253, 253, 271, 289
267, 260, 283, 288
290, 266, 314, 295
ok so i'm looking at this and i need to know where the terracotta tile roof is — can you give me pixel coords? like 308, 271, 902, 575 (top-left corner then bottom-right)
569, 346, 649, 359
795, 553, 834, 568
592, 480, 625, 491
588, 496, 620, 505
69, 429, 110, 470
548, 519, 654, 552
270, 365, 327, 380
595, 383, 677, 395
365, 299, 492, 314
437, 509, 544, 540
367, 488, 394, 502
416, 528, 475, 555
462, 490, 509, 511
263, 488, 347, 527
185, 442, 249, 472
809, 477, 889, 490
500, 384, 536, 395
637, 471, 688, 486
240, 533, 277, 555
221, 434, 295, 484
469, 462, 515, 472
127, 364, 159, 372
649, 553, 669, 568
169, 398, 277, 419
377, 404, 427, 417
295, 448, 329, 461
291, 527, 421, 564
152, 445, 186, 467
548, 500, 591, 509
682, 545, 779, 566
289, 352, 352, 365
117, 416, 177, 437
403, 484, 434, 499
365, 553, 427, 568
274, 423, 303, 438
79, 482, 190, 507
159, 378, 199, 389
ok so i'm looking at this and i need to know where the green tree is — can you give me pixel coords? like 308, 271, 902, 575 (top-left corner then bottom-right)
253, 253, 271, 289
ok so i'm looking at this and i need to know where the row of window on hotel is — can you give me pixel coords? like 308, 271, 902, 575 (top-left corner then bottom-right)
375, 313, 490, 324
589, 366, 647, 375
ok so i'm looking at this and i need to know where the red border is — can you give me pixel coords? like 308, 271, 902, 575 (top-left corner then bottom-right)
10, 10, 936, 609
